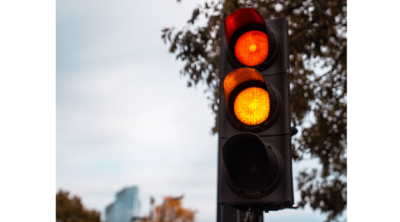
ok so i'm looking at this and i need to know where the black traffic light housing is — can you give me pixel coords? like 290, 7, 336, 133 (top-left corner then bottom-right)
216, 8, 294, 218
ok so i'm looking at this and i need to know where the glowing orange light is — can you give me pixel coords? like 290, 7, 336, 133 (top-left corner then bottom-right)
235, 31, 269, 66
234, 87, 270, 125
223, 68, 265, 107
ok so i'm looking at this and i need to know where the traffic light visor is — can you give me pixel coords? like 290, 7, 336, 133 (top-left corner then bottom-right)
225, 8, 265, 46
222, 133, 278, 192
235, 30, 269, 66
223, 68, 265, 107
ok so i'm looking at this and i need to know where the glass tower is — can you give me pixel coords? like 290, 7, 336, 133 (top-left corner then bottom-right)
105, 186, 140, 222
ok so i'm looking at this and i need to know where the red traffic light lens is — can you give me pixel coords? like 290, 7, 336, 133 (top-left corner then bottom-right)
235, 30, 269, 66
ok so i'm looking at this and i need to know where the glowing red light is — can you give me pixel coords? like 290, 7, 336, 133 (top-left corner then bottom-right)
235, 30, 269, 66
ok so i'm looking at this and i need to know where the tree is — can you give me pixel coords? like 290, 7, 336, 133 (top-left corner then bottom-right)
56, 189, 101, 222
137, 195, 196, 222
161, 0, 347, 221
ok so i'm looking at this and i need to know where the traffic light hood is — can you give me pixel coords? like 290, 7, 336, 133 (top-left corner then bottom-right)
221, 132, 284, 198
225, 8, 266, 47
223, 68, 265, 108
223, 68, 282, 131
224, 8, 280, 71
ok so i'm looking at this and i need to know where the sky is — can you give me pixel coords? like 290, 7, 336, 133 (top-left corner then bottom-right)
55, 0, 344, 222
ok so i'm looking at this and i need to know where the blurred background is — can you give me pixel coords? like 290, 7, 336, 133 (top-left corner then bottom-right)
3, 1, 400, 222
56, 0, 344, 221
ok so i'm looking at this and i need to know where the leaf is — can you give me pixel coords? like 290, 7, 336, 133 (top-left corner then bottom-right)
56, 189, 101, 222
137, 196, 196, 222
187, 8, 200, 24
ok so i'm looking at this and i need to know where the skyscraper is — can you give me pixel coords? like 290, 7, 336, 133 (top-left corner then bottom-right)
105, 186, 140, 222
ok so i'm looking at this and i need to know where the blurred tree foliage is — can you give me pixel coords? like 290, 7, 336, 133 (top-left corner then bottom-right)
161, 0, 346, 221
137, 195, 196, 222
56, 189, 101, 222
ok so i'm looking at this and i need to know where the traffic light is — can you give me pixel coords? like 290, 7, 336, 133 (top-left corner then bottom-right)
217, 8, 294, 221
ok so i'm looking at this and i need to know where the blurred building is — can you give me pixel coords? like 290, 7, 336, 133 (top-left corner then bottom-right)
105, 186, 140, 222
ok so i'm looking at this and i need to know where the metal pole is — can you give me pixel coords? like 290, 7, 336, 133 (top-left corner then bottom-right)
217, 204, 250, 222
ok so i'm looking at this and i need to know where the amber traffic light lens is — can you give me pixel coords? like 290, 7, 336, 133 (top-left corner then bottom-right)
234, 87, 270, 125
234, 30, 269, 66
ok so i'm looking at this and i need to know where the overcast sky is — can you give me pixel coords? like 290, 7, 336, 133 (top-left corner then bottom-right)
56, 1, 345, 221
